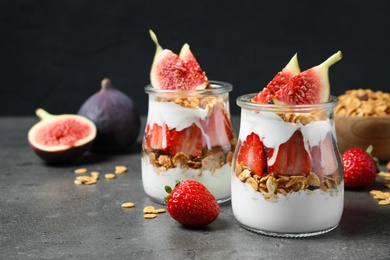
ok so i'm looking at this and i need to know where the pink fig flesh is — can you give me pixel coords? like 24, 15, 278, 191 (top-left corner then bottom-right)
273, 51, 342, 105
253, 53, 300, 104
149, 29, 209, 90
28, 108, 96, 163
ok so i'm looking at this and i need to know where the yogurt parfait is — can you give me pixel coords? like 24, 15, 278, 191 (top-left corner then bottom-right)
232, 51, 344, 237
142, 31, 236, 204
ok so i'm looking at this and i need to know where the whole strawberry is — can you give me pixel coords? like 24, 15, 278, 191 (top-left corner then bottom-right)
342, 145, 379, 189
165, 180, 220, 226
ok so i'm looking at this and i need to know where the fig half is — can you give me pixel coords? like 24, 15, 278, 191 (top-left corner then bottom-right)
149, 29, 209, 90
28, 108, 97, 163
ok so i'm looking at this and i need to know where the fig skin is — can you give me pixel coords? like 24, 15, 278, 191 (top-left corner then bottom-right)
28, 108, 97, 164
30, 142, 94, 164
78, 78, 141, 153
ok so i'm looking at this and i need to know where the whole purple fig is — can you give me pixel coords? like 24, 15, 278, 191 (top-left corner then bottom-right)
78, 78, 140, 153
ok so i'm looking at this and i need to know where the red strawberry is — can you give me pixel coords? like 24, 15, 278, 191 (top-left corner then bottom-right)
237, 132, 266, 176
169, 123, 204, 157
201, 105, 233, 149
165, 180, 220, 226
268, 130, 312, 176
144, 123, 170, 151
342, 145, 379, 189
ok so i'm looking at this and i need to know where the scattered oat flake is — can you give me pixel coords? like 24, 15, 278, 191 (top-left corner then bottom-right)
378, 171, 390, 178
105, 173, 116, 179
74, 168, 88, 174
85, 180, 97, 185
144, 213, 157, 219
74, 179, 83, 185
74, 172, 98, 185
143, 206, 156, 213
121, 202, 135, 208
76, 175, 91, 181
115, 166, 127, 174
370, 190, 390, 206
91, 171, 100, 178
155, 208, 166, 213
379, 199, 390, 205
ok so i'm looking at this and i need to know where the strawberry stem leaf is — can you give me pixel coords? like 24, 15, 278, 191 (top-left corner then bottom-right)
165, 185, 172, 194
366, 145, 373, 154
164, 185, 173, 204
366, 145, 380, 170
164, 180, 182, 203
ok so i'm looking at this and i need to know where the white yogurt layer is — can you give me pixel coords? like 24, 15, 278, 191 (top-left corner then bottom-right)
231, 176, 344, 233
147, 98, 209, 131
238, 109, 336, 166
142, 156, 231, 203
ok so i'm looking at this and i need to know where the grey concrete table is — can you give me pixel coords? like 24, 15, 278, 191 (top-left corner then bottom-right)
1, 116, 390, 260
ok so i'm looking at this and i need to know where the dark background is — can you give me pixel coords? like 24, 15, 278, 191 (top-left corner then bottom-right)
1, 0, 390, 116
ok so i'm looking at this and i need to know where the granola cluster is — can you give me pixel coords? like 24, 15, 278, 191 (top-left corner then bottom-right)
278, 111, 328, 125
235, 163, 341, 201
145, 147, 234, 174
156, 96, 227, 113
335, 89, 390, 117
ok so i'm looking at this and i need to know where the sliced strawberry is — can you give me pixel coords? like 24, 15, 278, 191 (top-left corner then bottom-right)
268, 130, 312, 176
169, 123, 204, 157
311, 133, 339, 176
144, 123, 170, 151
237, 132, 266, 176
201, 105, 233, 149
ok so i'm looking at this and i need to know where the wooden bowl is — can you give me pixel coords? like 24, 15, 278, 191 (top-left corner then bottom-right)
335, 115, 390, 162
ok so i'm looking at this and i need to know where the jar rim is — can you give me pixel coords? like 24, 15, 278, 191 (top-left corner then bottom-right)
237, 93, 338, 112
144, 80, 233, 95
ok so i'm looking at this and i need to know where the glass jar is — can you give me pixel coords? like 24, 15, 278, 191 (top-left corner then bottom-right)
232, 94, 344, 238
141, 81, 236, 204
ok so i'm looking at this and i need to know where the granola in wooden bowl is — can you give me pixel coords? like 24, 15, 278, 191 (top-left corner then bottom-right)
334, 89, 390, 161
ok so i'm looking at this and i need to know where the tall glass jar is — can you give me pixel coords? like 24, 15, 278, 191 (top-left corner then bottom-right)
142, 81, 236, 204
232, 94, 344, 238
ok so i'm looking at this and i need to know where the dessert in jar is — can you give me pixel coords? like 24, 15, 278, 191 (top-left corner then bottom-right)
232, 51, 344, 237
142, 30, 236, 204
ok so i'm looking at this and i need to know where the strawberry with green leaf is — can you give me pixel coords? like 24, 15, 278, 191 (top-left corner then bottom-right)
342, 145, 379, 189
165, 180, 220, 227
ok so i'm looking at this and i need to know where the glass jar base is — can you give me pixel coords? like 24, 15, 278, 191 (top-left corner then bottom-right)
216, 196, 231, 204
147, 195, 231, 205
147, 195, 166, 205
239, 223, 339, 238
